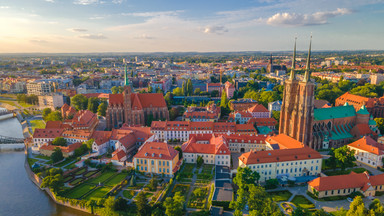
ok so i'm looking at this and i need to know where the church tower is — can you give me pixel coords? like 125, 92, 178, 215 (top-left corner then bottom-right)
123, 64, 132, 125
279, 37, 315, 148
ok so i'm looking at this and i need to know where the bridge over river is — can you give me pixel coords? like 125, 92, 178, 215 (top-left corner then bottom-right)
0, 135, 24, 144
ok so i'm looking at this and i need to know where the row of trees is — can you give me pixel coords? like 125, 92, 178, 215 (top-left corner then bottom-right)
16, 94, 38, 105
42, 108, 63, 121
71, 94, 107, 116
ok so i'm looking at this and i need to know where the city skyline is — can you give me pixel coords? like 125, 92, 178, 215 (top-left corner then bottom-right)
1, 0, 384, 53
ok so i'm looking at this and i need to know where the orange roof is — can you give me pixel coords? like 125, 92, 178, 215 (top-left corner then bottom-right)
135, 93, 167, 108
182, 134, 230, 155
235, 124, 256, 132
91, 131, 112, 145
71, 110, 98, 129
109, 93, 124, 105
248, 104, 269, 113
62, 129, 92, 139
350, 124, 377, 137
248, 118, 277, 126
134, 142, 178, 160
348, 136, 384, 155
308, 172, 373, 191
239, 147, 321, 165
111, 149, 126, 161
82, 93, 110, 99
266, 134, 304, 149
40, 142, 83, 153
33, 128, 63, 139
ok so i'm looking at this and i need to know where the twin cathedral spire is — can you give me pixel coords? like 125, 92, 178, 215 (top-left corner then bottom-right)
289, 35, 312, 82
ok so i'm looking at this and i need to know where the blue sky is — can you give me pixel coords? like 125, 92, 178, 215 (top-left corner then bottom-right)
0, 0, 383, 53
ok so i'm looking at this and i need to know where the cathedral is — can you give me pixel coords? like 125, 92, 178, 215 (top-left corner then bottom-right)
106, 67, 169, 129
279, 37, 379, 150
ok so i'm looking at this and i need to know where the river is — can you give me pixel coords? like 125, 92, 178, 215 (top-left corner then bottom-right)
0, 115, 83, 216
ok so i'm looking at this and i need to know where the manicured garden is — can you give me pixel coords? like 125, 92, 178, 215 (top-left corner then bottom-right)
188, 186, 209, 209
30, 120, 45, 132
83, 186, 112, 200
84, 170, 99, 178
104, 173, 127, 186
27, 158, 39, 167
177, 163, 195, 181
55, 157, 76, 168
34, 154, 51, 160
123, 190, 136, 199
291, 195, 315, 209
88, 171, 116, 184
171, 184, 190, 199
127, 182, 145, 190
268, 190, 293, 202
324, 167, 370, 176
74, 167, 87, 175
69, 178, 84, 186
64, 184, 95, 199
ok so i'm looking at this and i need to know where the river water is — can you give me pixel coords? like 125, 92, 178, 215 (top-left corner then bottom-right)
0, 116, 83, 216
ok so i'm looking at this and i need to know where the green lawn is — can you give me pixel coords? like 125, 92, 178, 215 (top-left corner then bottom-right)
134, 192, 153, 201
183, 163, 195, 173
69, 178, 83, 185
74, 167, 87, 175
63, 163, 76, 170
30, 120, 45, 132
188, 186, 209, 209
201, 164, 214, 174
171, 184, 190, 199
104, 173, 127, 186
127, 183, 145, 190
84, 170, 99, 178
55, 158, 76, 168
19, 101, 34, 108
123, 190, 136, 199
268, 190, 293, 202
0, 99, 19, 108
197, 173, 213, 180
65, 184, 95, 199
291, 195, 315, 209
88, 172, 116, 184
63, 176, 73, 182
83, 186, 112, 200
34, 154, 51, 160
27, 158, 39, 167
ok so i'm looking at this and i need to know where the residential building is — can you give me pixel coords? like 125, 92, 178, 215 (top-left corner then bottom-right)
32, 128, 64, 147
229, 98, 258, 111
247, 104, 270, 118
61, 103, 77, 119
347, 136, 384, 168
133, 142, 181, 177
39, 142, 83, 158
371, 74, 384, 85
268, 101, 282, 115
265, 134, 304, 150
238, 147, 322, 182
38, 94, 64, 110
182, 134, 231, 166
26, 80, 53, 95
224, 81, 235, 99
62, 129, 93, 144
308, 172, 384, 198
68, 110, 99, 131
183, 103, 220, 122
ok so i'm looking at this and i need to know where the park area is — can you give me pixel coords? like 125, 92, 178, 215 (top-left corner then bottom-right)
268, 190, 293, 202
29, 120, 45, 133
291, 195, 315, 209
187, 186, 209, 209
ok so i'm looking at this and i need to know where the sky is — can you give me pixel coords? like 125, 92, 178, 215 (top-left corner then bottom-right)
0, 0, 383, 53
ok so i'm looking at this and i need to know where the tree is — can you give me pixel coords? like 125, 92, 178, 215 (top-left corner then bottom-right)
51, 148, 64, 163
113, 197, 128, 211
369, 199, 384, 215
149, 177, 158, 191
87, 97, 100, 113
148, 85, 153, 93
71, 94, 88, 110
84, 138, 94, 150
97, 102, 108, 116
347, 196, 367, 216
221, 89, 228, 108
52, 137, 67, 146
291, 207, 310, 216
233, 167, 260, 189
187, 79, 193, 96
164, 92, 172, 106
41, 172, 63, 193
42, 108, 52, 119
197, 156, 204, 168
210, 90, 219, 97
326, 148, 338, 170
101, 196, 118, 216
163, 191, 185, 216
130, 175, 136, 186
146, 114, 154, 127
334, 145, 356, 171
44, 111, 62, 121
169, 107, 180, 121
174, 146, 183, 159
194, 88, 201, 95
182, 81, 187, 96
172, 87, 183, 96
136, 191, 150, 216
111, 86, 118, 94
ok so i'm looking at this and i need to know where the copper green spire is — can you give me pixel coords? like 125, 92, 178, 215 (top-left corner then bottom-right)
303, 35, 312, 82
290, 37, 297, 80
124, 63, 129, 86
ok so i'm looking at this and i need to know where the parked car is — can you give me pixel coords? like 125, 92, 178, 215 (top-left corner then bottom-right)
347, 197, 353, 202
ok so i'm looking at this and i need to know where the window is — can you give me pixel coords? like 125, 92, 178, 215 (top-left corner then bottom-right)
167, 169, 169, 173
152, 160, 154, 165
159, 168, 161, 172
145, 167, 147, 171
159, 161, 161, 165
167, 161, 169, 166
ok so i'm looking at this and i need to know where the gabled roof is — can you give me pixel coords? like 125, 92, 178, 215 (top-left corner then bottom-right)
266, 134, 304, 149
135, 93, 167, 108
33, 128, 64, 139
109, 93, 124, 105
248, 104, 269, 113
134, 142, 178, 160
350, 124, 377, 138
182, 134, 230, 155
348, 136, 384, 155
111, 149, 126, 161
91, 131, 112, 145
239, 147, 321, 165
314, 105, 356, 121
39, 142, 83, 153
308, 171, 370, 191
357, 105, 370, 115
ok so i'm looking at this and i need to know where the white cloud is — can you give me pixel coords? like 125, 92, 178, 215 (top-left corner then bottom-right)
78, 33, 107, 39
134, 34, 154, 39
89, 15, 106, 20
267, 8, 353, 26
30, 39, 48, 43
202, 25, 228, 35
112, 0, 123, 3
122, 10, 184, 17
45, 0, 55, 3
67, 28, 88, 32
0, 6, 10, 9
74, 0, 99, 5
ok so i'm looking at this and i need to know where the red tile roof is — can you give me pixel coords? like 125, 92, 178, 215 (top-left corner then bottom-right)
40, 142, 83, 153
135, 93, 167, 108
266, 134, 304, 149
239, 147, 321, 165
348, 136, 384, 155
248, 104, 269, 113
308, 172, 378, 191
111, 149, 126, 161
248, 118, 277, 127
33, 128, 64, 139
109, 94, 124, 105
182, 134, 231, 155
350, 124, 377, 137
91, 131, 112, 145
134, 142, 178, 160
45, 121, 72, 130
